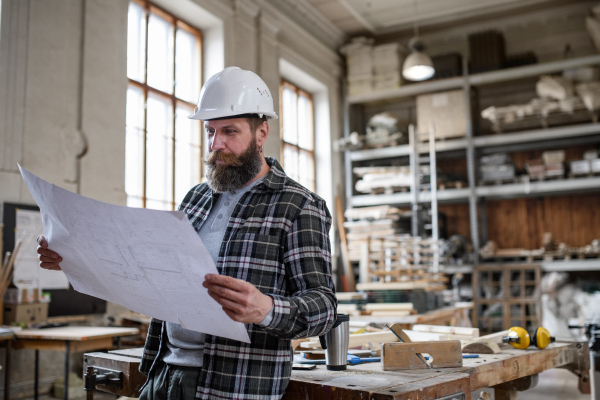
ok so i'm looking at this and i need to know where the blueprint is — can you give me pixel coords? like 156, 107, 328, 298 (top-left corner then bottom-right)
19, 165, 250, 343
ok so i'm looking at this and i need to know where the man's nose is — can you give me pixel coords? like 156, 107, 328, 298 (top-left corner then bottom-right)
210, 132, 226, 151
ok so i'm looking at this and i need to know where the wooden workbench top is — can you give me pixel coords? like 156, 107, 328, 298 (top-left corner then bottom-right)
285, 341, 588, 399
15, 326, 139, 341
86, 340, 588, 399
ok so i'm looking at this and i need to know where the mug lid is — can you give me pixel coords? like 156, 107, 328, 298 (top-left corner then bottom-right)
333, 313, 350, 328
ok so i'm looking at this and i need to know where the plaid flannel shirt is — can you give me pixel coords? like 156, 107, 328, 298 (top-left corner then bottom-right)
139, 157, 337, 399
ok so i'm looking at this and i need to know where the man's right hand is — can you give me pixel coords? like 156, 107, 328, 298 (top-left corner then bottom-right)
37, 235, 62, 271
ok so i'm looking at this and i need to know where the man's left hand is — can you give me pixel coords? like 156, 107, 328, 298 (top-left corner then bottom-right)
203, 274, 273, 324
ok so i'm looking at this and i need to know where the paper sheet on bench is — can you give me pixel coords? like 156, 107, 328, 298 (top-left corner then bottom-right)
19, 165, 249, 343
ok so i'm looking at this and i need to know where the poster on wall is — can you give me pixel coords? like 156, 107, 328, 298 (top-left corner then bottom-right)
14, 208, 70, 290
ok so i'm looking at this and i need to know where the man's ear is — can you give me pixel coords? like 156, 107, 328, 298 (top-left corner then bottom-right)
257, 120, 269, 147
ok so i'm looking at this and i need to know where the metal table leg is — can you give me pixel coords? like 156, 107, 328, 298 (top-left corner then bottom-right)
64, 341, 70, 400
34, 349, 39, 400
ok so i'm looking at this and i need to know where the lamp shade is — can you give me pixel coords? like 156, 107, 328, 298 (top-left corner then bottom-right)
402, 51, 435, 81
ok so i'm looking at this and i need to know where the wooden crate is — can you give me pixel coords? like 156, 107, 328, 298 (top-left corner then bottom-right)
472, 264, 541, 335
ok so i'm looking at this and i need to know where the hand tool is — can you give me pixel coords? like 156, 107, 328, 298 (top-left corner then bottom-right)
385, 324, 432, 369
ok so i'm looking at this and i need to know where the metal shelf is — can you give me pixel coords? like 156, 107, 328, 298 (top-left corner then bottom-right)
347, 76, 464, 104
472, 123, 600, 149
349, 138, 468, 161
344, 53, 600, 271
349, 177, 600, 207
346, 54, 600, 105
475, 176, 600, 199
468, 54, 600, 86
443, 259, 600, 273
349, 124, 599, 162
350, 187, 471, 207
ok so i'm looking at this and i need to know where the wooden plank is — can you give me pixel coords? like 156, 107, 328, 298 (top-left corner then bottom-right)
379, 372, 471, 400
365, 303, 414, 311
467, 342, 588, 390
475, 330, 510, 344
13, 337, 113, 352
300, 330, 400, 349
84, 352, 144, 397
370, 310, 411, 317
412, 325, 479, 337
336, 196, 355, 292
382, 341, 463, 370
15, 326, 139, 341
282, 360, 469, 400
462, 340, 501, 354
356, 281, 429, 291
108, 347, 144, 359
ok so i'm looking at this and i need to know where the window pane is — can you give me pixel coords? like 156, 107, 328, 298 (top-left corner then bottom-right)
174, 103, 201, 205
283, 144, 299, 182
146, 199, 173, 210
175, 28, 200, 104
127, 2, 146, 82
299, 150, 315, 191
125, 85, 145, 201
282, 86, 298, 145
147, 12, 174, 94
297, 93, 313, 151
127, 196, 144, 208
146, 92, 174, 209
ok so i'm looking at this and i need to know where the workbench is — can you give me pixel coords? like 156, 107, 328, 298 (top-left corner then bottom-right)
14, 326, 139, 400
85, 340, 588, 400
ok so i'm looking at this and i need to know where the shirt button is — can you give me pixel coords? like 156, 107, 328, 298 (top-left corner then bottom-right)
217, 214, 223, 219
224, 201, 230, 206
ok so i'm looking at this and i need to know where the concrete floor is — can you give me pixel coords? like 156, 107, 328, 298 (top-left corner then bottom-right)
473, 368, 589, 399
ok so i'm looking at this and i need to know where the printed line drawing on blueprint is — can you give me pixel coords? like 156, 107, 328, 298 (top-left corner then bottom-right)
18, 165, 250, 343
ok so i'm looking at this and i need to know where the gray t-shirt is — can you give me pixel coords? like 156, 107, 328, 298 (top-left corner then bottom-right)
162, 177, 270, 367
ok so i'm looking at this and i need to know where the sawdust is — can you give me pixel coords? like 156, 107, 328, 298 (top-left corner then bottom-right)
329, 370, 372, 375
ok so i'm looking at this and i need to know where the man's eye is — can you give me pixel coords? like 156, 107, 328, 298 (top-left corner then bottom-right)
226, 129, 236, 134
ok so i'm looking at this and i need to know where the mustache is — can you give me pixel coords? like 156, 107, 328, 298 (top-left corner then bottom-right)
203, 151, 245, 167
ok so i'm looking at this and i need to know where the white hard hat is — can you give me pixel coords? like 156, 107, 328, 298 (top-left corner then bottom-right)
188, 66, 278, 120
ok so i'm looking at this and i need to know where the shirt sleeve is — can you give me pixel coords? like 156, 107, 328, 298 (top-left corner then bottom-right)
257, 302, 275, 327
139, 318, 164, 375
262, 198, 337, 339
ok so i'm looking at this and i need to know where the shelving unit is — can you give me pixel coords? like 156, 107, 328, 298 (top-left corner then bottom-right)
343, 53, 600, 271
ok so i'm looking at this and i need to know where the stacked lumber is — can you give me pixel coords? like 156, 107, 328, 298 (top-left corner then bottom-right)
364, 235, 448, 289
344, 206, 411, 262
340, 37, 374, 96
480, 235, 600, 261
298, 325, 481, 351
372, 43, 404, 91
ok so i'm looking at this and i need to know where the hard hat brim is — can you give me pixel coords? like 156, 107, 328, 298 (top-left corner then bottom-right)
188, 109, 278, 121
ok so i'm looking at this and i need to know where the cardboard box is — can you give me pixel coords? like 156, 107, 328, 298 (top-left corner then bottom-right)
592, 158, 600, 173
4, 302, 48, 325
571, 160, 591, 175
417, 90, 468, 141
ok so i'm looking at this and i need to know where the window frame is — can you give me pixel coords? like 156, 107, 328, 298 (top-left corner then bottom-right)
279, 79, 316, 191
127, 0, 203, 210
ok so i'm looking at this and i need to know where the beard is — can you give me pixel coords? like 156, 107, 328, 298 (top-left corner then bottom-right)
203, 136, 264, 194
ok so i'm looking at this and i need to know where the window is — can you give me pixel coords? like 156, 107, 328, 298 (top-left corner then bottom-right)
126, 0, 202, 210
280, 80, 315, 192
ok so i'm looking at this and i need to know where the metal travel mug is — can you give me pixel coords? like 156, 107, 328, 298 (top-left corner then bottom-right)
318, 314, 350, 371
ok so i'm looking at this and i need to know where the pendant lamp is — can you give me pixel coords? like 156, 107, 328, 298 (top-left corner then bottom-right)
402, 0, 435, 81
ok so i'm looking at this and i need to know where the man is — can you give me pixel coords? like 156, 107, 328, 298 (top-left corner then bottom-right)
37, 66, 337, 400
